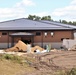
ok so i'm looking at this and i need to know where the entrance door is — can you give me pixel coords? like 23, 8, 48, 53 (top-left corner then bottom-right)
21, 37, 31, 44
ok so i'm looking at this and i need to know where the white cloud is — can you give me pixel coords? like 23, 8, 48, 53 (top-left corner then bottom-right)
52, 0, 76, 21
0, 8, 20, 17
0, 0, 35, 21
0, 7, 26, 21
30, 12, 50, 17
71, 0, 76, 5
16, 0, 35, 7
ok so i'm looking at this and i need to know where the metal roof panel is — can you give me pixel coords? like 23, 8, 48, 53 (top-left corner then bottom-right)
0, 18, 74, 30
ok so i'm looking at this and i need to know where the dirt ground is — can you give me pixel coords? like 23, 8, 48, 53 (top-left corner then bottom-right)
22, 50, 76, 75
1, 50, 76, 75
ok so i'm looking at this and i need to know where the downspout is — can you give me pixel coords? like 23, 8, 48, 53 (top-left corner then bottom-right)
42, 31, 43, 48
32, 35, 34, 47
11, 36, 14, 47
7, 31, 9, 48
72, 30, 74, 39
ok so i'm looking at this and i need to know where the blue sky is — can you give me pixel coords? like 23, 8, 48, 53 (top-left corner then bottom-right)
0, 0, 76, 21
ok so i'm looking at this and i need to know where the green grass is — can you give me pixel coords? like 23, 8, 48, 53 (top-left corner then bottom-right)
54, 68, 76, 75
0, 54, 36, 75
68, 68, 76, 75
3, 54, 22, 63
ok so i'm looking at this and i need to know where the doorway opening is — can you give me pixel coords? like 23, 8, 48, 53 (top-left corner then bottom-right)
21, 39, 31, 44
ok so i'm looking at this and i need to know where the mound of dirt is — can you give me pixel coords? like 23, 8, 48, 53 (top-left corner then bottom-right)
5, 40, 44, 53
31, 46, 44, 52
68, 45, 76, 51
5, 47, 18, 52
14, 40, 27, 51
5, 40, 27, 52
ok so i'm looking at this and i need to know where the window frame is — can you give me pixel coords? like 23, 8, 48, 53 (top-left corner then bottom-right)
2, 32, 7, 35
36, 32, 41, 36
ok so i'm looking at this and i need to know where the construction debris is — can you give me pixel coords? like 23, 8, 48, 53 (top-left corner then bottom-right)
0, 50, 5, 54
5, 47, 18, 52
5, 40, 45, 53
62, 39, 76, 49
31, 46, 44, 53
4, 40, 61, 54
5, 40, 27, 52
51, 49, 58, 52
68, 45, 76, 51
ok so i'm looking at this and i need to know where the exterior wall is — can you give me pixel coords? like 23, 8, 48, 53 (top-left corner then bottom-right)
0, 31, 9, 48
43, 31, 73, 42
34, 42, 62, 49
0, 43, 16, 49
0, 30, 74, 49
34, 31, 42, 42
34, 30, 73, 49
0, 31, 8, 43
0, 31, 21, 48
34, 30, 73, 42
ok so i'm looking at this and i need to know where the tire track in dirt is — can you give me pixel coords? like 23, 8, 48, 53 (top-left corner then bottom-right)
23, 51, 76, 75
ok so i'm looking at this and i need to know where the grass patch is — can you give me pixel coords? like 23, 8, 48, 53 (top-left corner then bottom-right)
54, 68, 76, 75
54, 70, 67, 75
3, 54, 22, 63
0, 54, 36, 75
0, 54, 23, 64
68, 68, 76, 75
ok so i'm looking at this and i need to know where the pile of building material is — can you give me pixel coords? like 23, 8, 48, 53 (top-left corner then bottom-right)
5, 40, 59, 54
62, 39, 76, 51
5, 40, 45, 53
5, 40, 27, 52
31, 46, 44, 53
0, 50, 5, 54
5, 47, 18, 52
62, 39, 76, 49
68, 45, 76, 51
51, 49, 58, 52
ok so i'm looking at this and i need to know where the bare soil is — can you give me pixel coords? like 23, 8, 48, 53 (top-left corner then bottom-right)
23, 50, 76, 75
1, 50, 76, 75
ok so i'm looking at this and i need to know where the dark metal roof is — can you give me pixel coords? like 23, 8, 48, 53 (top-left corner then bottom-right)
10, 32, 34, 36
40, 20, 76, 30
0, 18, 74, 30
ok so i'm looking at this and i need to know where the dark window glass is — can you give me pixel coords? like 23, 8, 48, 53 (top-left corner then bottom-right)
36, 32, 41, 36
61, 38, 64, 41
61, 38, 69, 41
66, 38, 69, 39
2, 32, 7, 35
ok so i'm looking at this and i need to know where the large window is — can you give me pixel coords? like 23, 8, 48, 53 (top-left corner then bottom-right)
36, 32, 41, 36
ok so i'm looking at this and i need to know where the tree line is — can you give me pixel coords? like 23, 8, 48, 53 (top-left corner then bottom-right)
59, 20, 76, 25
27, 15, 76, 25
28, 15, 53, 21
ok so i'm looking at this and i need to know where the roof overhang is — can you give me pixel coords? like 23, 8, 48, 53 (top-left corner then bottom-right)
9, 32, 35, 37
